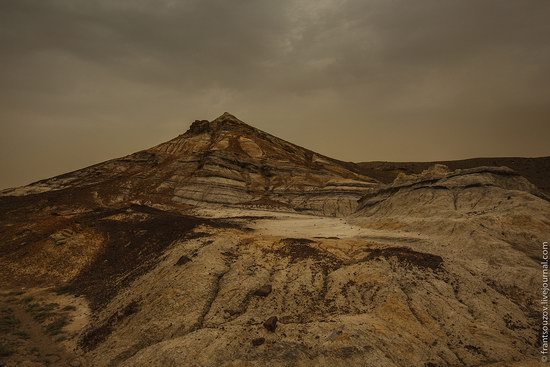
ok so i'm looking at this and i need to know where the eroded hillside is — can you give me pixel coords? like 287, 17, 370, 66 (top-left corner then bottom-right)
0, 114, 548, 367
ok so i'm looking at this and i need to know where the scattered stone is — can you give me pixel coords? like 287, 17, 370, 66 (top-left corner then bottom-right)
251, 337, 265, 346
263, 316, 278, 332
327, 325, 345, 340
175, 255, 191, 266
253, 284, 272, 297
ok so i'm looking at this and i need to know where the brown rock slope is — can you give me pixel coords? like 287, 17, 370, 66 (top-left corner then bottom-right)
1, 113, 377, 216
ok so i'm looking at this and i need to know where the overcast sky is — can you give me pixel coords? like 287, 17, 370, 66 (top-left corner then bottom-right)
1, 0, 549, 189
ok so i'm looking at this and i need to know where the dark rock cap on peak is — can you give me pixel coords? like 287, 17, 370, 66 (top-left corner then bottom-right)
187, 119, 211, 134
186, 112, 254, 135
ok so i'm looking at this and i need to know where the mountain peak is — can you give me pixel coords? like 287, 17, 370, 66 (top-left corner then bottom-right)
215, 112, 240, 121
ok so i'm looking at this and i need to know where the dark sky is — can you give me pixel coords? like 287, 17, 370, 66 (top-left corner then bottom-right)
1, 0, 549, 189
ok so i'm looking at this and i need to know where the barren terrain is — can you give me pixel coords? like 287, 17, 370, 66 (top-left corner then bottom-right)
1, 114, 548, 366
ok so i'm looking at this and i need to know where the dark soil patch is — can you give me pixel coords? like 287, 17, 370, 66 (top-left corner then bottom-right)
274, 238, 342, 270
45, 316, 69, 336
277, 239, 319, 261
363, 247, 443, 271
0, 343, 13, 357
80, 300, 140, 351
1, 191, 243, 305
280, 243, 323, 262
464, 344, 483, 355
66, 205, 209, 311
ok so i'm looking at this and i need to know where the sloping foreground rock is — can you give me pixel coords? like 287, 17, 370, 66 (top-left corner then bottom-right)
341, 165, 550, 366
79, 213, 546, 366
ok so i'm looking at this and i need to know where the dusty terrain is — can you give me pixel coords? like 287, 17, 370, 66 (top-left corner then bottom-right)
0, 114, 548, 366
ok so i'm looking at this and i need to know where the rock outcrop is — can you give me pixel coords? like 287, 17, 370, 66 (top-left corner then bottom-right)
355, 165, 548, 219
357, 156, 550, 195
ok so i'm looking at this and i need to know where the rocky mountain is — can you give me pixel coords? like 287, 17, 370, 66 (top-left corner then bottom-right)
0, 114, 548, 367
1, 113, 377, 216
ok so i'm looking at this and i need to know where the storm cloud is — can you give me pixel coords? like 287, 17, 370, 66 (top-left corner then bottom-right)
1, 0, 549, 188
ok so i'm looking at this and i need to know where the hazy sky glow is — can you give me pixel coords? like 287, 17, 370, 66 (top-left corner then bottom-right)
1, 0, 549, 189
